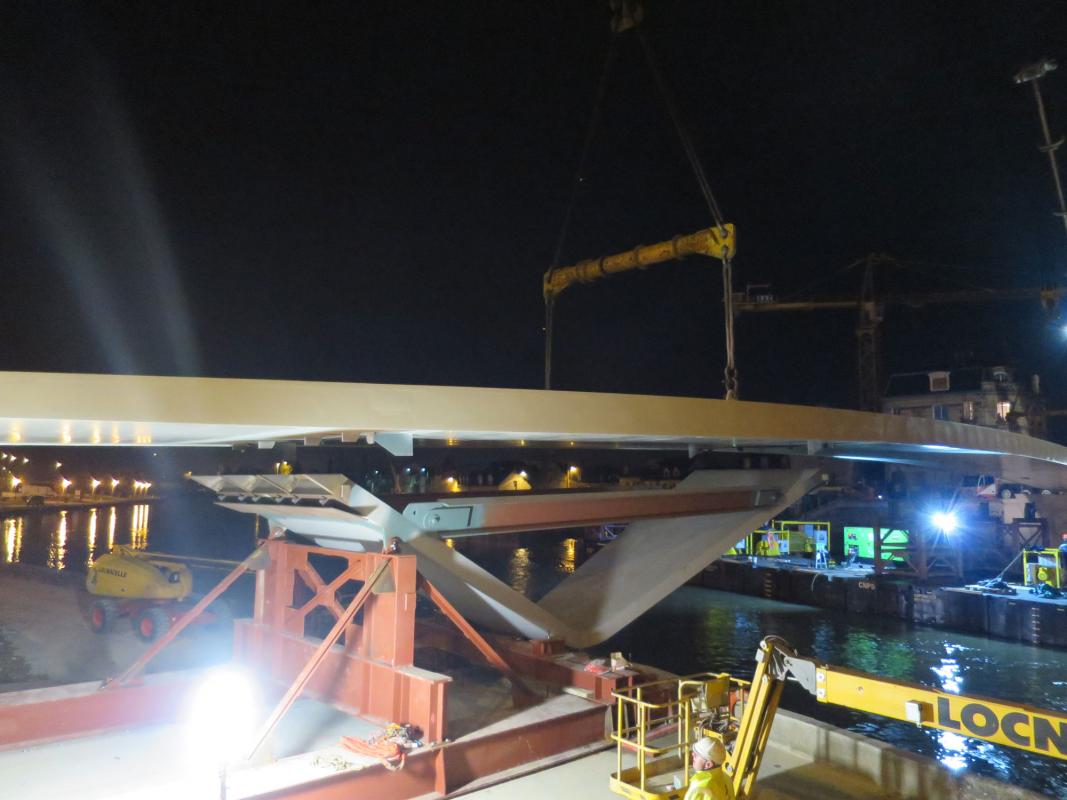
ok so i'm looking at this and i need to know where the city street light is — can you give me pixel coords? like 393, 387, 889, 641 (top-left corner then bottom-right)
59, 478, 72, 494
111, 477, 120, 493
90, 478, 101, 495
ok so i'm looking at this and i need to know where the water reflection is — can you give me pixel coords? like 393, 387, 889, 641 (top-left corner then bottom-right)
932, 658, 962, 694
937, 730, 969, 770
3, 517, 22, 564
557, 537, 577, 574
508, 547, 531, 596
87, 508, 98, 567
48, 511, 68, 570
1, 503, 158, 572
130, 504, 149, 549
841, 629, 916, 679
451, 531, 587, 602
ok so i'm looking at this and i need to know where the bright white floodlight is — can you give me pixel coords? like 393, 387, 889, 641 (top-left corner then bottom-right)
186, 666, 259, 766
931, 511, 958, 534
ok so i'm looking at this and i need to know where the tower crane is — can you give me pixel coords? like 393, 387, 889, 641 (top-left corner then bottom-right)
733, 253, 1067, 411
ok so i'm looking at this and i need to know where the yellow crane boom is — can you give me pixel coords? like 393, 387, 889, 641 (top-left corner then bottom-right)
543, 224, 736, 301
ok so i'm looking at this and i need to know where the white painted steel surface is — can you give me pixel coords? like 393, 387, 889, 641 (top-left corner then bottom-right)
2, 372, 1067, 482
195, 469, 817, 646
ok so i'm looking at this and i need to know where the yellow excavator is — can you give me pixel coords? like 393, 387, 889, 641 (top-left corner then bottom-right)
610, 636, 1067, 799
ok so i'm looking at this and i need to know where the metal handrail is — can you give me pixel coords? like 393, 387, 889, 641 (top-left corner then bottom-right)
611, 672, 748, 794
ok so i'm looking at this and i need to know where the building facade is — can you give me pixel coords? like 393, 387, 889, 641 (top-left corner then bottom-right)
882, 366, 1045, 437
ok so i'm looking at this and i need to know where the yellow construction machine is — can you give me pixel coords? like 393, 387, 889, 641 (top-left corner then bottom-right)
85, 547, 229, 642
610, 636, 1067, 799
1023, 547, 1064, 589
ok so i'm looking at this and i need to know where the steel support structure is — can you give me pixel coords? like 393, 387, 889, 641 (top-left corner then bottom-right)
246, 559, 392, 760
417, 574, 537, 701
104, 544, 269, 688
235, 539, 449, 745
198, 468, 821, 648
0, 534, 615, 799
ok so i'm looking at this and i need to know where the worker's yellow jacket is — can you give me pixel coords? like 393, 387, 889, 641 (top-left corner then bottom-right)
684, 768, 735, 800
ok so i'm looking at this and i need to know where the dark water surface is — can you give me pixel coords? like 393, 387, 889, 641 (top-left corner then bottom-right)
3, 492, 1066, 796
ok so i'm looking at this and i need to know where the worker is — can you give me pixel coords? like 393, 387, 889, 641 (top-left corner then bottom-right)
685, 736, 735, 800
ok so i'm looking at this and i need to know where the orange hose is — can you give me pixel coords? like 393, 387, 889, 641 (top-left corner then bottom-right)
340, 735, 406, 771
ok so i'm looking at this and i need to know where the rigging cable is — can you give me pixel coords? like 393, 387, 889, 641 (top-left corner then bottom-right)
544, 34, 619, 389
636, 27, 739, 398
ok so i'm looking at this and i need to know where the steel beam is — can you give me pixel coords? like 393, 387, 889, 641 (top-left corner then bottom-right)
402, 485, 780, 534
0, 672, 198, 751
246, 559, 391, 761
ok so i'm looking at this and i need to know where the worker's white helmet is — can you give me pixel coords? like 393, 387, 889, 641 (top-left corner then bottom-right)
693, 736, 726, 765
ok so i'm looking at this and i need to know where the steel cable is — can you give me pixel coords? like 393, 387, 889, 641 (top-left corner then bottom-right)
545, 35, 619, 388
637, 28, 737, 397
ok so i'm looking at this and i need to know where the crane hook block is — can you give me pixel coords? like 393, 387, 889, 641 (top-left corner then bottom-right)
543, 223, 736, 301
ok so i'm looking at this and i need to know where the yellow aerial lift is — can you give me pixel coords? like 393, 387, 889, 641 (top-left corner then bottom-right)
85, 547, 231, 642
611, 636, 1067, 800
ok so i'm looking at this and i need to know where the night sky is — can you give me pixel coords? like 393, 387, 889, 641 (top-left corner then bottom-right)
2, 2, 1066, 415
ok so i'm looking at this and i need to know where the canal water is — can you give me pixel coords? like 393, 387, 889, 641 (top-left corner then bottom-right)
3, 492, 1065, 797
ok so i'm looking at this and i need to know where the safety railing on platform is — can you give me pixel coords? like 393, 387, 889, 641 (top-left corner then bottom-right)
610, 672, 751, 800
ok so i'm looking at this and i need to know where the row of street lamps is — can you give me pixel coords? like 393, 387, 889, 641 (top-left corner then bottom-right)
5, 474, 152, 495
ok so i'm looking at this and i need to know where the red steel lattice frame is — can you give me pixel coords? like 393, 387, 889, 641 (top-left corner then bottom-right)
0, 538, 617, 799
236, 539, 448, 743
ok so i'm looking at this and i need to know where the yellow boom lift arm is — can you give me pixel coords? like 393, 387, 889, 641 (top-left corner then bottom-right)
611, 636, 1067, 800
728, 636, 1067, 798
